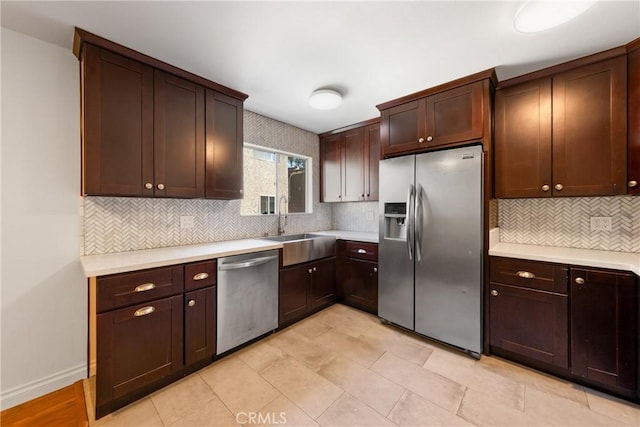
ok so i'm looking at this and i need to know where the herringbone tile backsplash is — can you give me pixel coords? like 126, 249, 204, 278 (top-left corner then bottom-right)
499, 196, 640, 253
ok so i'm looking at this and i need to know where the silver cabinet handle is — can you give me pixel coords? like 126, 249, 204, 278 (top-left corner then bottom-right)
516, 271, 536, 279
373, 267, 378, 273
219, 255, 278, 270
406, 184, 414, 261
415, 184, 423, 263
193, 272, 209, 281
426, 136, 433, 142
157, 183, 165, 190
188, 299, 196, 307
308, 268, 313, 274
313, 267, 317, 272
357, 249, 367, 254
491, 290, 498, 296
418, 137, 425, 143
555, 184, 563, 191
575, 277, 585, 285
134, 283, 156, 292
629, 180, 638, 188
541, 185, 550, 192
239, 189, 244, 194
144, 182, 153, 190
134, 306, 155, 317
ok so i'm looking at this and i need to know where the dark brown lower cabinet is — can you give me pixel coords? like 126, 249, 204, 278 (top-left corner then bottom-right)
343, 258, 378, 314
184, 286, 216, 366
570, 268, 637, 393
96, 295, 183, 418
279, 257, 336, 326
489, 283, 568, 368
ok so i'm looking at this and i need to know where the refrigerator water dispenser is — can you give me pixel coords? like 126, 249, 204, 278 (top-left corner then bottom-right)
383, 203, 407, 240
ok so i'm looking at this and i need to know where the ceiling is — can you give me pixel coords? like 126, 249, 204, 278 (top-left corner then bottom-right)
2, 1, 639, 134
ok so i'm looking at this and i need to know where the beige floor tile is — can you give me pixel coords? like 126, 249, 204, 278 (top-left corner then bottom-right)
316, 394, 396, 426
371, 352, 466, 413
149, 373, 217, 426
314, 305, 377, 337
525, 385, 629, 426
95, 398, 163, 427
424, 349, 525, 411
317, 356, 405, 416
478, 356, 589, 406
260, 355, 343, 419
458, 388, 545, 426
388, 390, 475, 427
313, 329, 386, 368
199, 356, 281, 415
359, 323, 433, 366
289, 316, 332, 338
169, 394, 240, 427
268, 328, 337, 371
254, 395, 319, 427
236, 340, 287, 372
585, 388, 640, 426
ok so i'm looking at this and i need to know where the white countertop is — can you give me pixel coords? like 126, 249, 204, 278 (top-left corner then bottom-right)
80, 230, 378, 277
489, 229, 640, 275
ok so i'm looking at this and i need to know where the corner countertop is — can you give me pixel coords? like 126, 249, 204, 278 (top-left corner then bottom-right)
488, 228, 640, 275
80, 230, 378, 278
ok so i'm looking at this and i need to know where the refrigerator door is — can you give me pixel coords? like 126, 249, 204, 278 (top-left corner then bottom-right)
414, 145, 483, 355
378, 155, 415, 330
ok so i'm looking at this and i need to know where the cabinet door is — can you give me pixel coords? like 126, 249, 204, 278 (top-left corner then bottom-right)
279, 263, 311, 325
343, 128, 365, 201
343, 258, 378, 314
154, 70, 205, 198
425, 81, 484, 148
82, 45, 154, 196
364, 123, 380, 201
185, 286, 216, 366
311, 258, 336, 309
570, 269, 637, 392
552, 57, 627, 197
205, 90, 244, 199
96, 295, 183, 411
628, 47, 640, 194
321, 134, 343, 202
495, 79, 552, 198
380, 100, 426, 157
489, 283, 568, 369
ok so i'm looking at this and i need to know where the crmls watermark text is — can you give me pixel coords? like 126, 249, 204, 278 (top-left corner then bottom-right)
236, 411, 287, 424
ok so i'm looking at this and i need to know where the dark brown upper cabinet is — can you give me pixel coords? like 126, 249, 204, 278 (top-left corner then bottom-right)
205, 90, 244, 199
377, 70, 494, 158
628, 39, 640, 195
320, 118, 380, 203
75, 28, 247, 199
495, 53, 627, 198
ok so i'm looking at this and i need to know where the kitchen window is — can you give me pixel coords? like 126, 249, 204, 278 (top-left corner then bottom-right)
241, 145, 312, 215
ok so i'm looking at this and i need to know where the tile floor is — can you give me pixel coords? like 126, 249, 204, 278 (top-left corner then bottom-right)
95, 304, 640, 427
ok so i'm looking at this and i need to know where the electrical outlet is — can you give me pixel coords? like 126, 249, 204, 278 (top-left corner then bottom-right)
180, 215, 195, 229
590, 216, 612, 231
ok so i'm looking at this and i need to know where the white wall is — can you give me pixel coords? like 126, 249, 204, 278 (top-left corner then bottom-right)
1, 27, 86, 410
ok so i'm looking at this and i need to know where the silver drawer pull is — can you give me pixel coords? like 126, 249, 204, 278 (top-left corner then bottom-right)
134, 306, 155, 317
357, 249, 367, 254
575, 277, 585, 285
193, 272, 209, 281
188, 299, 196, 307
134, 283, 156, 292
516, 271, 536, 279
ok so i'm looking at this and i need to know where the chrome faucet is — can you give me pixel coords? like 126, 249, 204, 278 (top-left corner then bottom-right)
278, 196, 288, 235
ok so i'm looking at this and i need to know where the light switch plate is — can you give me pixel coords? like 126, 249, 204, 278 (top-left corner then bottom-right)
180, 215, 195, 229
590, 216, 612, 231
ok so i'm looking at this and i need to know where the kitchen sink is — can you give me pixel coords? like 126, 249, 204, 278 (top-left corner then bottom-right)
261, 233, 336, 266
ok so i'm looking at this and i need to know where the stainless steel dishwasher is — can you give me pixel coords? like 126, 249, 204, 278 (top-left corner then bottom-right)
216, 249, 279, 355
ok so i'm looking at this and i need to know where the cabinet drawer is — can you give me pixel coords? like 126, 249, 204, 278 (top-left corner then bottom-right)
97, 265, 184, 313
490, 257, 567, 294
184, 260, 217, 291
345, 241, 378, 261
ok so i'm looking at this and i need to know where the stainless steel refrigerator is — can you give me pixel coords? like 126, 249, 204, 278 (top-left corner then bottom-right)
378, 144, 483, 357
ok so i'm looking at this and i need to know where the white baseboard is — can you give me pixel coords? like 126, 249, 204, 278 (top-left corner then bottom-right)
1, 363, 87, 410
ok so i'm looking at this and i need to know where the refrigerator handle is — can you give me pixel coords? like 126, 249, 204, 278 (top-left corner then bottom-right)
415, 184, 423, 262
406, 184, 414, 260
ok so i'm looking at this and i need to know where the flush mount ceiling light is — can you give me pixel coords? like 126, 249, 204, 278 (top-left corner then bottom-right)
514, 0, 597, 33
309, 89, 342, 110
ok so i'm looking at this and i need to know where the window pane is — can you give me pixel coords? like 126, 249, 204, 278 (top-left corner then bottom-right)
287, 157, 306, 213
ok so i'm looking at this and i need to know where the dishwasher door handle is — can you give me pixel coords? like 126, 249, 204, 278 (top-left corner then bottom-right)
218, 255, 279, 271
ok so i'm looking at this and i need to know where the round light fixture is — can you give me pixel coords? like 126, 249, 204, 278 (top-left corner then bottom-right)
514, 0, 597, 33
309, 89, 342, 110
